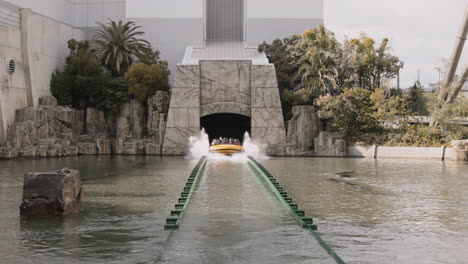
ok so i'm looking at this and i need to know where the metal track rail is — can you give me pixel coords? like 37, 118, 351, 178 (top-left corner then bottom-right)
248, 156, 346, 264
154, 156, 207, 263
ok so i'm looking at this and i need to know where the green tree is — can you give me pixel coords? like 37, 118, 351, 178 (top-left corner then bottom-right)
125, 63, 169, 102
258, 36, 302, 119
316, 88, 384, 144
349, 36, 402, 90
406, 82, 429, 115
296, 25, 340, 96
51, 39, 109, 109
93, 20, 150, 76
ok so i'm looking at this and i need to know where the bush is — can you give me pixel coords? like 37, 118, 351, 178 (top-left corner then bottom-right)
283, 88, 314, 106
51, 39, 130, 113
406, 82, 429, 115
125, 63, 169, 102
51, 39, 109, 110
316, 88, 384, 144
94, 77, 131, 114
385, 125, 467, 147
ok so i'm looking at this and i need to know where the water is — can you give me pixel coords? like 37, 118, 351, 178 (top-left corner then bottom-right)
0, 156, 197, 264
187, 129, 266, 160
261, 158, 468, 264
160, 160, 333, 263
0, 156, 467, 263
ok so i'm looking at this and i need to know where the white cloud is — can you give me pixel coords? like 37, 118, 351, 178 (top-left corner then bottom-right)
324, 0, 468, 88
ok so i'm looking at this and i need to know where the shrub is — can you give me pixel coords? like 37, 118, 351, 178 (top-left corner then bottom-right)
385, 125, 467, 147
94, 77, 131, 114
51, 39, 109, 110
316, 88, 383, 144
125, 63, 169, 102
406, 82, 429, 115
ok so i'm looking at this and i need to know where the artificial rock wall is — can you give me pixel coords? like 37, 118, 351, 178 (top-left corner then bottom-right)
162, 60, 287, 155
0, 92, 169, 159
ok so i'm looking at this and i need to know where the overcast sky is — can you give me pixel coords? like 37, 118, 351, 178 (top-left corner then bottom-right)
324, 0, 468, 89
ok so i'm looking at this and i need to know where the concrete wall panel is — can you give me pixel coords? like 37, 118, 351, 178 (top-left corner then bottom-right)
246, 18, 323, 47
0, 25, 28, 144
24, 10, 86, 106
247, 0, 323, 19
129, 17, 204, 82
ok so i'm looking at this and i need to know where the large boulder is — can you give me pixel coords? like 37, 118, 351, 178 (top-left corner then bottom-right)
116, 99, 146, 138
86, 107, 107, 136
314, 132, 347, 157
451, 140, 468, 161
286, 106, 320, 152
147, 91, 169, 144
20, 168, 83, 218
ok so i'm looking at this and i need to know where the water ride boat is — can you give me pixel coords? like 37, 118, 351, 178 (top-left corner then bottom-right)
209, 144, 244, 155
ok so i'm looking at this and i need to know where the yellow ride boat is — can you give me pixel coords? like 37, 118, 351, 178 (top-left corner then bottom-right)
209, 144, 244, 155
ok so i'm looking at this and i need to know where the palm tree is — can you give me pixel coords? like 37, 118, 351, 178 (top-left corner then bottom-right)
93, 20, 150, 76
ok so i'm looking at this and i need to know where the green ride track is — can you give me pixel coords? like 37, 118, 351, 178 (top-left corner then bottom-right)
154, 156, 345, 263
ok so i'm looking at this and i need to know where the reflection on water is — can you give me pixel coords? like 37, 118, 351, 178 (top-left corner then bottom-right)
1, 156, 467, 264
0, 156, 195, 264
261, 158, 468, 264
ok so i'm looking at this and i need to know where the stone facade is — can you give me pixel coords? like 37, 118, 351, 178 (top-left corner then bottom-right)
0, 92, 169, 159
163, 61, 287, 155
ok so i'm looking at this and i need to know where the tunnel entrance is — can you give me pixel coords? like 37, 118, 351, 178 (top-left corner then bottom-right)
201, 113, 251, 144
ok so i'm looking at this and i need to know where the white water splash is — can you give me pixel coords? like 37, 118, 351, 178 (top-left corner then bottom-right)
187, 129, 267, 161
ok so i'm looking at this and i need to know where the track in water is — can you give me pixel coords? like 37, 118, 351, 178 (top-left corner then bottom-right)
157, 159, 339, 264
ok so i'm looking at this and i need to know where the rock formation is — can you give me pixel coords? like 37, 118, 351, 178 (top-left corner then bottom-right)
20, 168, 83, 218
451, 140, 468, 161
314, 132, 347, 157
0, 91, 169, 159
284, 106, 321, 156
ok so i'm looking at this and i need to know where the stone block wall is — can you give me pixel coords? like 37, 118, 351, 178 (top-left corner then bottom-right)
163, 65, 201, 155
163, 61, 287, 156
250, 65, 287, 155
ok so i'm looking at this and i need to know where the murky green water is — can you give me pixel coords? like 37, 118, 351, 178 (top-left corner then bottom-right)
1, 156, 467, 263
262, 158, 468, 264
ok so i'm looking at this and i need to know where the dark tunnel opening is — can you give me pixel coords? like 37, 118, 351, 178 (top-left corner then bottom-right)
201, 113, 251, 144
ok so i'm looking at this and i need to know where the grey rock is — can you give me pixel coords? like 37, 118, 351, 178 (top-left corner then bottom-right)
96, 137, 112, 155
145, 142, 161, 155
314, 132, 347, 157
123, 140, 145, 155
116, 99, 145, 138
200, 102, 251, 117
20, 168, 83, 218
451, 140, 468, 161
172, 65, 200, 88
251, 88, 282, 108
86, 108, 106, 136
38, 96, 58, 107
251, 108, 285, 128
251, 64, 278, 88
166, 108, 200, 128
286, 106, 320, 152
200, 60, 251, 106
77, 142, 97, 155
